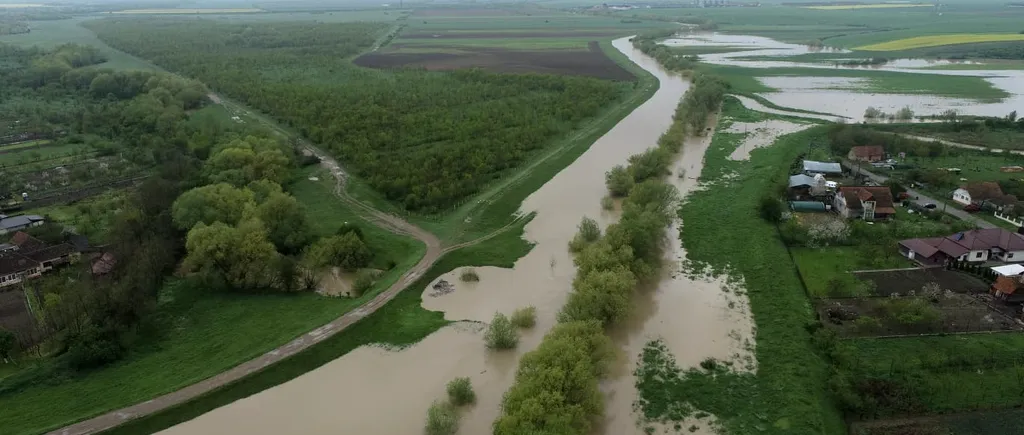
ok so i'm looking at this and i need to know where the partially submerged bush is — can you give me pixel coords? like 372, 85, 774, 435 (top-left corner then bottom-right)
569, 217, 602, 252
510, 306, 537, 329
605, 165, 634, 197
601, 195, 615, 211
425, 401, 459, 435
460, 268, 480, 282
484, 312, 518, 349
446, 377, 476, 406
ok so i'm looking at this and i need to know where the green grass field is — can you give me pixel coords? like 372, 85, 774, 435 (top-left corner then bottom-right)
0, 139, 51, 151
0, 17, 157, 71
893, 153, 1024, 183
850, 334, 1024, 413
633, 98, 845, 435
706, 64, 1009, 101
791, 246, 911, 298
0, 141, 89, 165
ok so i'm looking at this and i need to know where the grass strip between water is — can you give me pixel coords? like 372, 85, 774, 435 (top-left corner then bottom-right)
99, 218, 534, 435
633, 98, 846, 434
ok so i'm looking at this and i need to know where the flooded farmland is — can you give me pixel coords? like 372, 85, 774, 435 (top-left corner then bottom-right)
156, 36, 756, 435
665, 33, 1024, 121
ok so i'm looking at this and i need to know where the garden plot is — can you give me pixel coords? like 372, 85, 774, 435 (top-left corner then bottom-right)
853, 268, 989, 297
816, 292, 1021, 337
6, 156, 136, 198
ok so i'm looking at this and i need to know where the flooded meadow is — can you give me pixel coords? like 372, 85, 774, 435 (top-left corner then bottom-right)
665, 33, 1024, 121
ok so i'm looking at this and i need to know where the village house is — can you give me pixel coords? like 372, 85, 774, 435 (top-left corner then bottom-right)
0, 214, 45, 235
899, 228, 1024, 266
833, 186, 895, 221
0, 232, 79, 288
952, 181, 1004, 207
847, 145, 885, 163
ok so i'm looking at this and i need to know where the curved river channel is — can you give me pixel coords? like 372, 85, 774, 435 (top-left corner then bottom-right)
157, 37, 756, 435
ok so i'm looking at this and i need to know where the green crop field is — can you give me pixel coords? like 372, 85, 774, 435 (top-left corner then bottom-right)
393, 36, 597, 49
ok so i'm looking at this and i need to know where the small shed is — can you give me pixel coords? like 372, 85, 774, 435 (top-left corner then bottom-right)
992, 264, 1024, 277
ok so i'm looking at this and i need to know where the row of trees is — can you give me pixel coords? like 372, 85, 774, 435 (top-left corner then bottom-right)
86, 18, 627, 213
494, 71, 725, 433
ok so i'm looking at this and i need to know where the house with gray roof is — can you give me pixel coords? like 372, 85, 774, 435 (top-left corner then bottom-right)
0, 214, 44, 235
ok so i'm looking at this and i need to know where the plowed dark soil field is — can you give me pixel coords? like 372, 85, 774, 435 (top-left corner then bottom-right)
354, 41, 635, 81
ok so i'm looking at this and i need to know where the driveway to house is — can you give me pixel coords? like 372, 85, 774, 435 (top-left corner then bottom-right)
842, 160, 997, 229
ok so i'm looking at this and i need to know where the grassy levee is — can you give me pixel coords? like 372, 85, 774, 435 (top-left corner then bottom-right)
634, 99, 846, 434
98, 219, 533, 435
346, 38, 661, 244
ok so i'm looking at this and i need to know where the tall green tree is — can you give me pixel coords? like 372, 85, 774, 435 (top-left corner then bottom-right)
183, 220, 278, 289
254, 192, 312, 253
171, 183, 255, 230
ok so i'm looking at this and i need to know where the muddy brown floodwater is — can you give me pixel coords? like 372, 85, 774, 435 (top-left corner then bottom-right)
157, 37, 755, 435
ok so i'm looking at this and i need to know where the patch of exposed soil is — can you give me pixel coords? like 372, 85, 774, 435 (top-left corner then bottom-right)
354, 41, 635, 81
853, 268, 988, 297
815, 293, 1022, 337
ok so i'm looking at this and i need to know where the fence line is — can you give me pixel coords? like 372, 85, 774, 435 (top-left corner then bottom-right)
994, 211, 1023, 227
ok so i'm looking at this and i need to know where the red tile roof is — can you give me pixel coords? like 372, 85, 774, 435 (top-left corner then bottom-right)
901, 229, 1024, 260
850, 145, 885, 160
839, 186, 896, 214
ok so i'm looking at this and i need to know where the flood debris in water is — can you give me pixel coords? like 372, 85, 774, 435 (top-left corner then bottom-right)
429, 279, 455, 297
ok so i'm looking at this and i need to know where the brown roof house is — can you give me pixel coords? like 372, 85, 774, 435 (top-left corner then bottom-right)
833, 186, 895, 221
952, 182, 1004, 207
847, 145, 885, 162
899, 228, 1024, 266
0, 232, 79, 288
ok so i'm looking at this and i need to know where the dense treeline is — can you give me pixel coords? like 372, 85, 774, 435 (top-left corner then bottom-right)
0, 43, 233, 374
493, 67, 725, 434
87, 19, 627, 213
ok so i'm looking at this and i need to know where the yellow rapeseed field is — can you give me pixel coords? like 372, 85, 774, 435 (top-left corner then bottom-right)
803, 4, 932, 10
857, 34, 1024, 51
112, 8, 264, 14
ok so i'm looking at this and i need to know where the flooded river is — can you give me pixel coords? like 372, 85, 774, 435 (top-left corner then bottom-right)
665, 33, 1024, 121
157, 36, 756, 435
